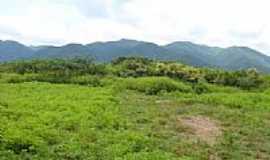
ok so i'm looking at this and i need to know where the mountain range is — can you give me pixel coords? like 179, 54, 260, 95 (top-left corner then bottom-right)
1, 39, 270, 72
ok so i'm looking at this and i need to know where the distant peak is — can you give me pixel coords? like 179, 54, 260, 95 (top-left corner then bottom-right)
119, 38, 138, 42
63, 43, 85, 47
173, 41, 194, 44
3, 40, 20, 44
113, 38, 144, 47
165, 41, 200, 47
228, 46, 251, 49
118, 39, 143, 44
226, 46, 256, 52
0, 40, 27, 47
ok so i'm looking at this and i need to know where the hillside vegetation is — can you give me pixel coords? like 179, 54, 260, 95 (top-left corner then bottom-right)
0, 57, 270, 159
2, 39, 270, 72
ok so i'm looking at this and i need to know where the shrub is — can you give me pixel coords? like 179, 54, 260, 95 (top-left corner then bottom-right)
1, 58, 108, 76
29, 74, 102, 86
192, 82, 209, 94
113, 58, 154, 77
4, 74, 36, 83
6, 74, 27, 83
202, 83, 241, 93
122, 77, 192, 95
235, 69, 263, 90
203, 68, 263, 89
30, 73, 71, 84
4, 138, 37, 155
69, 75, 101, 86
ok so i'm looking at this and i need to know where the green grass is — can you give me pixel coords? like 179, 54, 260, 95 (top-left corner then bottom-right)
1, 74, 270, 159
118, 90, 270, 159
118, 77, 193, 95
0, 82, 185, 159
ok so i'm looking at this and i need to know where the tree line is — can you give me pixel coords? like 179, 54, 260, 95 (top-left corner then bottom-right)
0, 57, 264, 90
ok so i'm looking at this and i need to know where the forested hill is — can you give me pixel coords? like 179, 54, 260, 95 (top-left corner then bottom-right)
1, 39, 270, 72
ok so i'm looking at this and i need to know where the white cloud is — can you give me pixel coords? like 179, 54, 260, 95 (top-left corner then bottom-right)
0, 0, 270, 54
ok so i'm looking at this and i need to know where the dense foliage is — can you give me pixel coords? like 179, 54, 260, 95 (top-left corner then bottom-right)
0, 57, 264, 90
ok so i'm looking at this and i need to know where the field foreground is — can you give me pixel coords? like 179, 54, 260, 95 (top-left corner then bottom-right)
1, 80, 270, 160
1, 58, 270, 159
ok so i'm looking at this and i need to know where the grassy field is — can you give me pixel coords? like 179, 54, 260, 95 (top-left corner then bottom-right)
1, 58, 270, 159
1, 78, 270, 159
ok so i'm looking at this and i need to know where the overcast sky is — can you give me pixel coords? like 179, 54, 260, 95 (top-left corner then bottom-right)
1, 0, 270, 54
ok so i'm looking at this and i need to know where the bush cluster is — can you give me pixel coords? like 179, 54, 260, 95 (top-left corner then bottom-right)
112, 57, 263, 89
0, 57, 264, 90
121, 77, 192, 95
4, 58, 107, 76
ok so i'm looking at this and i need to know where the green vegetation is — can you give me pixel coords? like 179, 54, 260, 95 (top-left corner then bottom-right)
0, 57, 270, 159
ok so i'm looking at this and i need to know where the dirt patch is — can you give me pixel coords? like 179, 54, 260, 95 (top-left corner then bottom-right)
180, 116, 222, 145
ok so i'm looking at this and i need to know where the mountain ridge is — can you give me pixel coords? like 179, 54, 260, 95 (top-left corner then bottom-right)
1, 39, 270, 72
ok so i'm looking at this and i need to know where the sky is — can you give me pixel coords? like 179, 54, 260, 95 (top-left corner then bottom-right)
1, 0, 270, 54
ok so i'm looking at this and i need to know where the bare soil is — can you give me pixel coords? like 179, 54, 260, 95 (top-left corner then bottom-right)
180, 116, 222, 145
